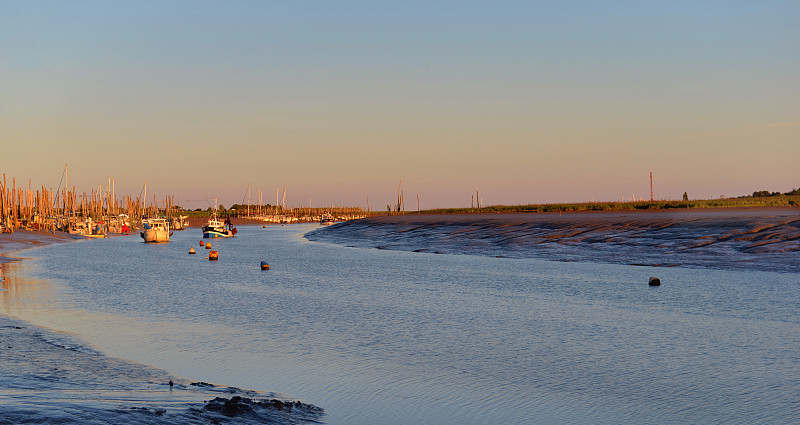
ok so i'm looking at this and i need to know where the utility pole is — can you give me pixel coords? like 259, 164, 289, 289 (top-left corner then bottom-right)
650, 171, 654, 202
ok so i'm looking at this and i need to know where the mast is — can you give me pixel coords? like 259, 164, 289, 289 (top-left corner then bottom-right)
64, 164, 68, 216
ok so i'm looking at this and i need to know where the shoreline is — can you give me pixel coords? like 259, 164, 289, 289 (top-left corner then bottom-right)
0, 231, 323, 424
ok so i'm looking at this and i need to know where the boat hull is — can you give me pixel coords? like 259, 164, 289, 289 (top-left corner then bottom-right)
203, 229, 235, 238
142, 229, 170, 243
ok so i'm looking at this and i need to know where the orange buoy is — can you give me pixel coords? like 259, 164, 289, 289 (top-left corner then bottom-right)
200, 241, 204, 246
208, 250, 219, 261
205, 243, 212, 249
189, 247, 196, 254
260, 261, 270, 270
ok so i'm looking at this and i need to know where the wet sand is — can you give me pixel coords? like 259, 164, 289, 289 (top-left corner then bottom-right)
0, 231, 323, 424
308, 207, 800, 273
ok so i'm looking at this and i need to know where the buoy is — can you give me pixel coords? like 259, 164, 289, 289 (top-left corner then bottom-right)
200, 241, 204, 246
648, 276, 661, 286
208, 250, 219, 261
260, 261, 270, 270
189, 247, 196, 254
206, 243, 212, 249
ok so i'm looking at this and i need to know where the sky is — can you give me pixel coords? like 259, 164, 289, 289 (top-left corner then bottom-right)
1, 1, 798, 210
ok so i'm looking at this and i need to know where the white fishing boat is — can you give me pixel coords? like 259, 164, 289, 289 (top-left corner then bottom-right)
320, 213, 335, 225
141, 218, 171, 243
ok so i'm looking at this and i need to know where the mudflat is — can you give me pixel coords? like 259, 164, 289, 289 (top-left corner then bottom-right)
308, 207, 800, 272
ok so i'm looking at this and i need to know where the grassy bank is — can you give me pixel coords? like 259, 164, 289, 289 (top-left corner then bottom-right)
414, 195, 800, 215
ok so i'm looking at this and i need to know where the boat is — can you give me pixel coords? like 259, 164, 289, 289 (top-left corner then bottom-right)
202, 212, 236, 238
171, 215, 190, 230
320, 213, 335, 225
141, 218, 171, 243
84, 220, 107, 238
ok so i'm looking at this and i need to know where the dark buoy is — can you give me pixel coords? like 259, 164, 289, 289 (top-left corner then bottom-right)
208, 250, 219, 261
169, 380, 174, 387
648, 276, 661, 286
260, 261, 270, 270
189, 247, 196, 254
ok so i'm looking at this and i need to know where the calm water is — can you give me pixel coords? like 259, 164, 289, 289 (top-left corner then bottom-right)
3, 224, 800, 424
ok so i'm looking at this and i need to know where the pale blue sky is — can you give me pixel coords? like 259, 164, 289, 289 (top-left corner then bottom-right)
2, 1, 798, 209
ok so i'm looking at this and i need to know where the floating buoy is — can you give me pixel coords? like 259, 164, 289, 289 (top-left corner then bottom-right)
648, 276, 661, 286
260, 261, 270, 270
189, 247, 196, 254
200, 241, 204, 246
208, 250, 219, 261
205, 243, 212, 249
262, 225, 266, 228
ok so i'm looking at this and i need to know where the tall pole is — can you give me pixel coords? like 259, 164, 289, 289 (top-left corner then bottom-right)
650, 171, 654, 202
64, 164, 68, 216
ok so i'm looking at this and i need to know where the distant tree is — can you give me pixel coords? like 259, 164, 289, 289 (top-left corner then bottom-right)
682, 192, 689, 201
786, 187, 800, 196
753, 190, 771, 197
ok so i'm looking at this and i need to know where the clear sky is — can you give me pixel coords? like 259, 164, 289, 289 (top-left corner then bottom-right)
2, 1, 798, 210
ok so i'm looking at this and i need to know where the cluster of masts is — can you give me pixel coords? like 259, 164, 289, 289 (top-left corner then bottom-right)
0, 168, 179, 235
235, 184, 368, 223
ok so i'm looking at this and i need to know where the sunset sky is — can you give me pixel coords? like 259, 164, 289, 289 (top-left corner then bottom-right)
2, 1, 798, 210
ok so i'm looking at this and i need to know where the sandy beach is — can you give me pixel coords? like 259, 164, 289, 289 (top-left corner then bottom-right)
0, 231, 323, 424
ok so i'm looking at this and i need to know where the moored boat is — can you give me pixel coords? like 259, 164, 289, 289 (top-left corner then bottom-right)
171, 215, 190, 231
202, 212, 236, 238
141, 218, 171, 243
320, 213, 335, 225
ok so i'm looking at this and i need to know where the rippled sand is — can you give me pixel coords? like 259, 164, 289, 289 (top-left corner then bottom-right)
308, 207, 800, 273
